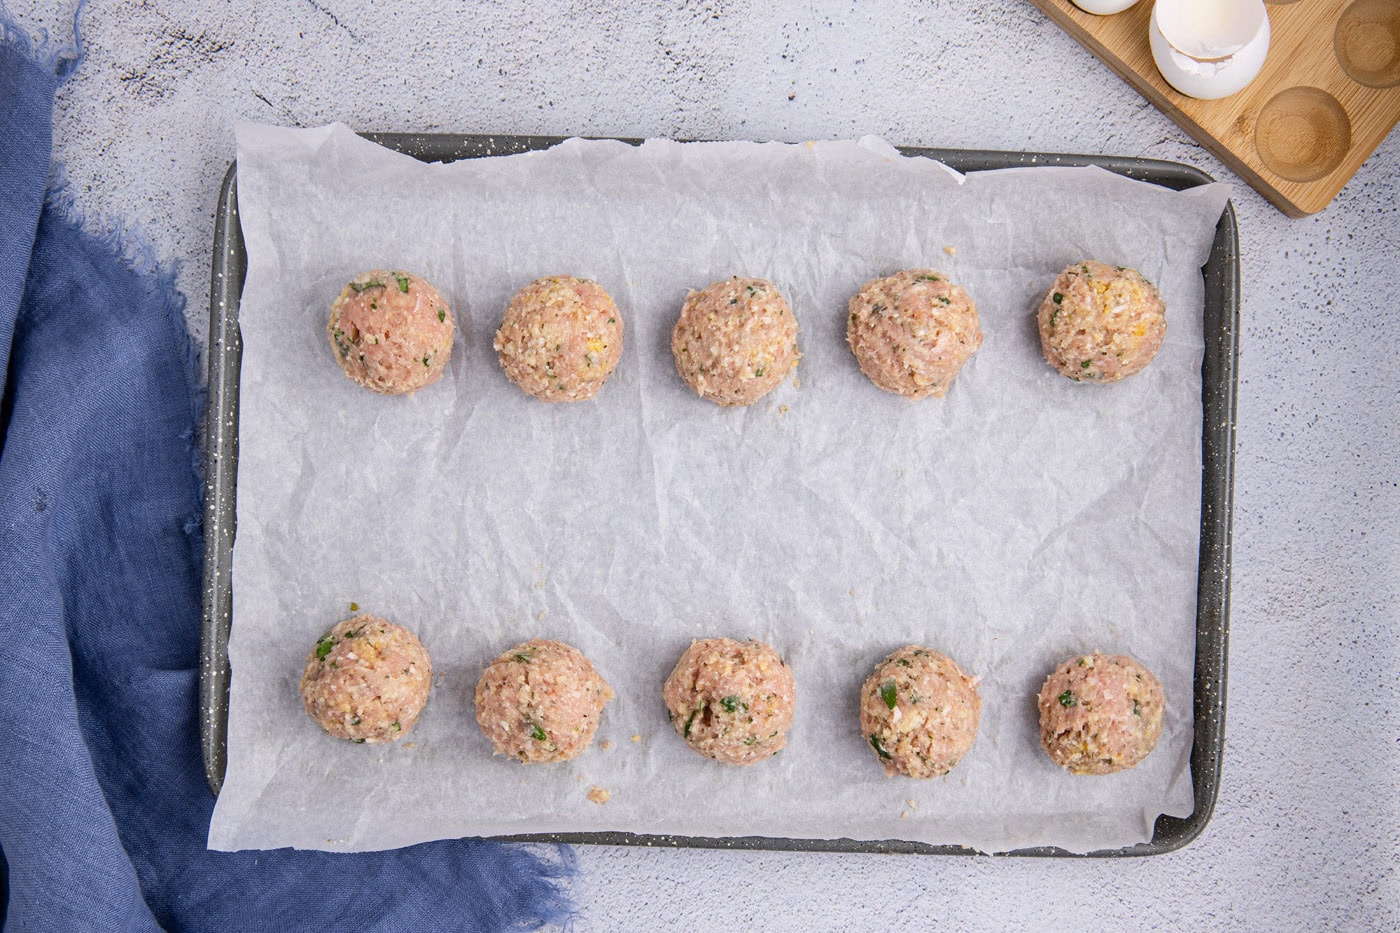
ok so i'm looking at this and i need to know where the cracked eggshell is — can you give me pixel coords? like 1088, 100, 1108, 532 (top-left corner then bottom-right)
1070, 0, 1141, 14
1150, 0, 1270, 100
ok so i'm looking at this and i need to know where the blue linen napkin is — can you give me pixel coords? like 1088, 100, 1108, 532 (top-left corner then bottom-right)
0, 10, 575, 931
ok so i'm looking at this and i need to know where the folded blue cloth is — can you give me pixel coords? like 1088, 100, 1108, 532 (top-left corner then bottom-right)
0, 11, 575, 931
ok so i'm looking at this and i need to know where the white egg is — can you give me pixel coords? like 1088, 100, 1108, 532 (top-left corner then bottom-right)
1070, 0, 1141, 14
1149, 0, 1270, 100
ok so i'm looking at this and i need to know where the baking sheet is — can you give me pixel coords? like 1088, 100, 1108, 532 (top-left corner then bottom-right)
207, 124, 1231, 854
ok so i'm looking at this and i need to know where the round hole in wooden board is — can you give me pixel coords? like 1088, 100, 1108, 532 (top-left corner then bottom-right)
1254, 86, 1354, 182
1334, 0, 1400, 88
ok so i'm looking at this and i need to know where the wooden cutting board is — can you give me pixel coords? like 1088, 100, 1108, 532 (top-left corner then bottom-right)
1029, 0, 1400, 216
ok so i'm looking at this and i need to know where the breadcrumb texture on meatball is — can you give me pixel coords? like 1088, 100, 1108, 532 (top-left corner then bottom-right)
670, 277, 799, 406
662, 637, 796, 765
327, 270, 454, 395
859, 645, 981, 779
846, 269, 982, 399
474, 639, 615, 763
1036, 260, 1166, 383
299, 615, 433, 744
493, 275, 624, 402
1037, 651, 1165, 775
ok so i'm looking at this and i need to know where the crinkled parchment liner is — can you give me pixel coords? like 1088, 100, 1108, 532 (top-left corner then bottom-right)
209, 124, 1229, 854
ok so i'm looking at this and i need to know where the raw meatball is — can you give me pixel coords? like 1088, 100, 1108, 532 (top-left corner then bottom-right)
1036, 260, 1166, 382
300, 615, 432, 744
662, 637, 796, 765
1037, 652, 1165, 775
846, 269, 982, 399
328, 270, 454, 395
860, 645, 981, 778
493, 276, 624, 402
671, 277, 799, 406
474, 639, 614, 763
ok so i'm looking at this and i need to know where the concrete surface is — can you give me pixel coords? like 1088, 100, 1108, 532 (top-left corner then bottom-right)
10, 0, 1396, 928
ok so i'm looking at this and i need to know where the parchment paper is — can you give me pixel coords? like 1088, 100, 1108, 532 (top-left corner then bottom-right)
209, 123, 1230, 854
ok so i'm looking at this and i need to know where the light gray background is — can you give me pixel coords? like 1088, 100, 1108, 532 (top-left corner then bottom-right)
14, 1, 1396, 929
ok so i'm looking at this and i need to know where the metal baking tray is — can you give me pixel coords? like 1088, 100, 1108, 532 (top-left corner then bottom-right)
200, 134, 1237, 857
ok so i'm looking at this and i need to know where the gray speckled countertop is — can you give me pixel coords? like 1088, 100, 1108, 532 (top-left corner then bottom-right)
15, 0, 1396, 928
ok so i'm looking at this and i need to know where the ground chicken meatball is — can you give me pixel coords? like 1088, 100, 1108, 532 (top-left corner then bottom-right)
328, 270, 454, 394
474, 639, 614, 763
300, 615, 433, 744
859, 645, 981, 778
493, 276, 624, 402
1037, 652, 1166, 775
1036, 260, 1166, 383
662, 637, 796, 765
670, 277, 799, 406
846, 269, 982, 399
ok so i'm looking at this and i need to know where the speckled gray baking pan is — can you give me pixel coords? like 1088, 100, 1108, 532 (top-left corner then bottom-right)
200, 133, 1238, 857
